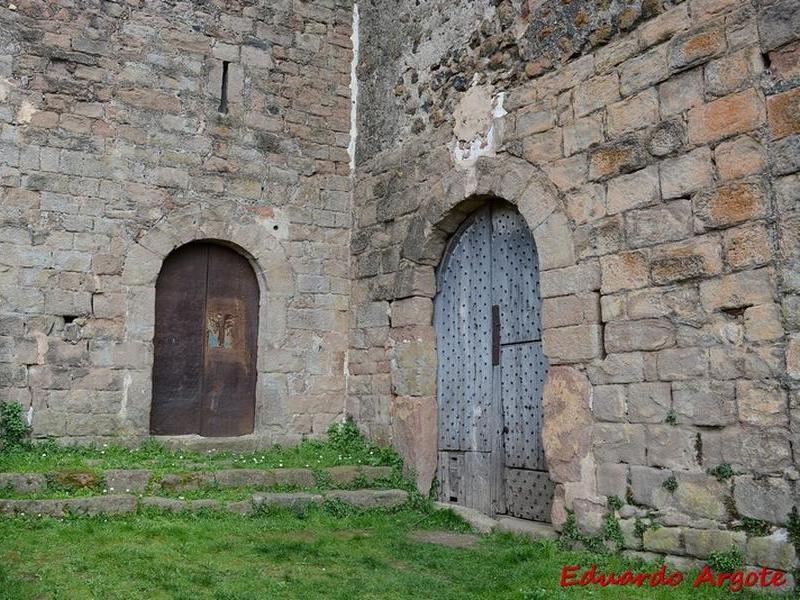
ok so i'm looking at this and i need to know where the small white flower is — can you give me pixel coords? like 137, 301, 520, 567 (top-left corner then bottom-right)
125, 488, 130, 493
178, 496, 185, 500
109, 487, 114, 491
102, 489, 107, 493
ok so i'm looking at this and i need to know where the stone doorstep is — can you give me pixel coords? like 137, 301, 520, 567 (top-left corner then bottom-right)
0, 465, 394, 494
0, 489, 411, 517
432, 503, 558, 541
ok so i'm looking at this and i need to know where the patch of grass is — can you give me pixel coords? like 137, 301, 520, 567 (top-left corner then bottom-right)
0, 421, 401, 477
0, 507, 776, 599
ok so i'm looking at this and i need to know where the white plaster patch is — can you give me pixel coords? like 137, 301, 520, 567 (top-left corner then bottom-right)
452, 87, 507, 165
16, 100, 37, 124
347, 3, 360, 172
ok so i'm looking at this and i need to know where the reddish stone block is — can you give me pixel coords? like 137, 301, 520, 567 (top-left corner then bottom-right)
767, 88, 800, 139
688, 89, 765, 144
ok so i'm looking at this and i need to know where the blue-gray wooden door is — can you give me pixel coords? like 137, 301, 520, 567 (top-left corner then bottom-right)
435, 201, 553, 521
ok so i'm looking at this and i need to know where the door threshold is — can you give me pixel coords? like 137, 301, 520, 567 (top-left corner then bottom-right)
495, 515, 558, 540
150, 433, 270, 453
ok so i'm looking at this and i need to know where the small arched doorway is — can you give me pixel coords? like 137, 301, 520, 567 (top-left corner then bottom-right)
434, 200, 553, 521
150, 241, 259, 437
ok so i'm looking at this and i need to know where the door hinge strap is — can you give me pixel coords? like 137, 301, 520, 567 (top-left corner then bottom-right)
492, 304, 500, 366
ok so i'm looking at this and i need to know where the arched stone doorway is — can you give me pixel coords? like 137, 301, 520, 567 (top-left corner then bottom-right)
389, 155, 599, 529
150, 241, 259, 437
435, 199, 552, 521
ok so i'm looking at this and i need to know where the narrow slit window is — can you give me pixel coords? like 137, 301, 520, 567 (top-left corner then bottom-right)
218, 61, 229, 114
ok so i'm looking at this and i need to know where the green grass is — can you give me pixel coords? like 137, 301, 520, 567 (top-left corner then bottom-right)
0, 506, 783, 599
0, 427, 400, 478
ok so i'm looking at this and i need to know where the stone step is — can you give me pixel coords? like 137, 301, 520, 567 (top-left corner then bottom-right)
0, 465, 394, 495
432, 503, 557, 540
496, 516, 558, 540
0, 488, 410, 517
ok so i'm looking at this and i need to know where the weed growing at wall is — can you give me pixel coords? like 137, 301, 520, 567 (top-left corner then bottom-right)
662, 476, 678, 493
740, 517, 771, 537
707, 464, 735, 481
0, 402, 29, 451
707, 547, 745, 572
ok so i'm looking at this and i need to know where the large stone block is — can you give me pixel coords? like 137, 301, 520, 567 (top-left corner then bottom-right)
693, 180, 767, 229
587, 353, 645, 384
390, 297, 433, 328
670, 472, 730, 520
746, 531, 797, 571
542, 367, 593, 483
592, 423, 646, 464
699, 268, 775, 311
542, 324, 602, 363
643, 527, 683, 554
589, 136, 648, 180
733, 476, 793, 524
541, 293, 599, 329
625, 200, 692, 248
647, 425, 699, 469
630, 465, 672, 506
758, 0, 800, 50
659, 146, 714, 199
539, 263, 601, 298
627, 382, 671, 423
703, 427, 792, 473
649, 236, 723, 284
657, 348, 708, 381
723, 222, 772, 270
390, 396, 436, 493
596, 463, 628, 498
684, 529, 746, 559
672, 380, 736, 426
605, 319, 675, 353
715, 135, 766, 181
688, 89, 765, 145
743, 304, 784, 342
606, 166, 660, 215
737, 381, 788, 427
600, 251, 648, 293
389, 337, 436, 397
669, 24, 726, 70
620, 44, 669, 96
593, 385, 626, 422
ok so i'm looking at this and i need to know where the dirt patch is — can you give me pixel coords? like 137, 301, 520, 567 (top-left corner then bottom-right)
408, 530, 480, 548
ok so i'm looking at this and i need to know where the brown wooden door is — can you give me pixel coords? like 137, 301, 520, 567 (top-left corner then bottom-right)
151, 242, 259, 437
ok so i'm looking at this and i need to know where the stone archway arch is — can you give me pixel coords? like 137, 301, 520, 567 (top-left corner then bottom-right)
392, 154, 601, 529
118, 200, 295, 445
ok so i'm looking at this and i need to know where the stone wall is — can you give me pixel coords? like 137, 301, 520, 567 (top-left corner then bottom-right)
0, 0, 354, 444
351, 0, 800, 570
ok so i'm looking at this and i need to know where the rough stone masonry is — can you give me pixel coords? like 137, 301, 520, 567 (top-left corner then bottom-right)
1, 0, 799, 572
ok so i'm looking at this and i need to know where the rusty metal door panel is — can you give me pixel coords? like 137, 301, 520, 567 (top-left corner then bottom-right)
151, 244, 208, 435
201, 245, 259, 437
151, 242, 258, 437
